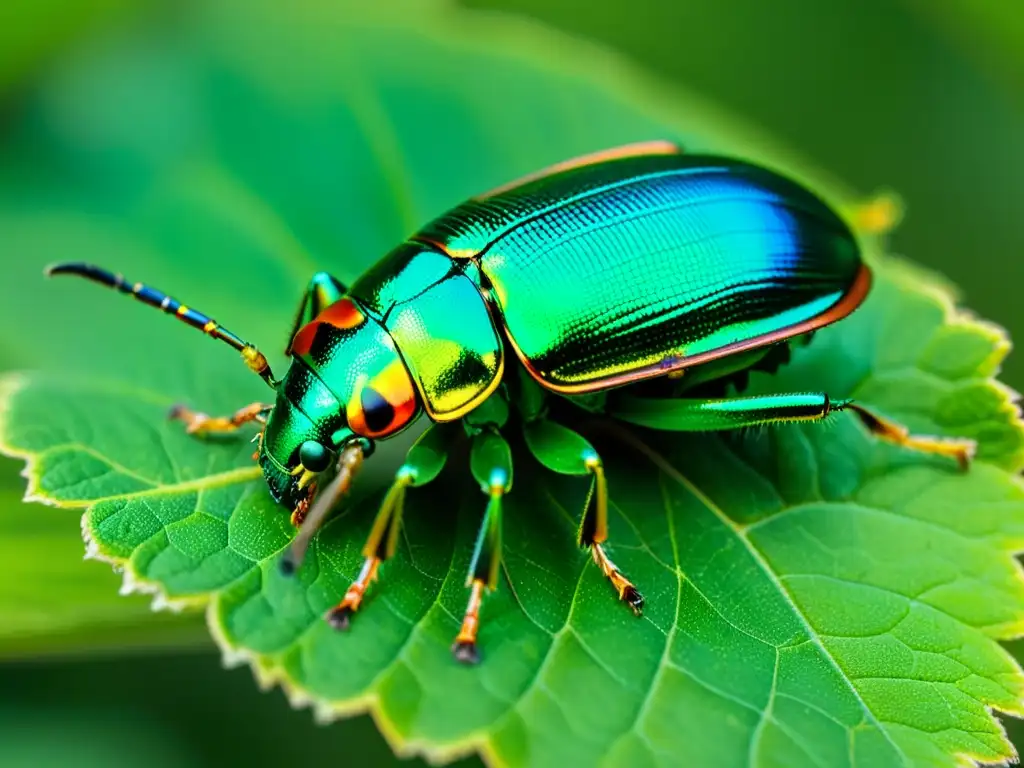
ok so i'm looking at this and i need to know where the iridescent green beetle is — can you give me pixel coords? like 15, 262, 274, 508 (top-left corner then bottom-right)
48, 141, 974, 663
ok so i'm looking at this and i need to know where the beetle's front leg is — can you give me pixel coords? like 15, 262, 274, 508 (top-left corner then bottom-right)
168, 402, 272, 437
324, 425, 453, 630
523, 420, 643, 615
452, 429, 511, 664
289, 483, 317, 528
609, 392, 975, 468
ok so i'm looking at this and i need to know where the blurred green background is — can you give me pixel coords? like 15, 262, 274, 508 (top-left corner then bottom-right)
1, 0, 1020, 765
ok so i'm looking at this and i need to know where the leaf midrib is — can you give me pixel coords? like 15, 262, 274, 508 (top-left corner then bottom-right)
629, 433, 910, 766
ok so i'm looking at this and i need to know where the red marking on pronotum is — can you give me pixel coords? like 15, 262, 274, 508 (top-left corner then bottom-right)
289, 298, 366, 357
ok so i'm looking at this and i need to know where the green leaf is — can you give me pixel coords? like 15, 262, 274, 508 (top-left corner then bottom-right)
2, 1, 1024, 766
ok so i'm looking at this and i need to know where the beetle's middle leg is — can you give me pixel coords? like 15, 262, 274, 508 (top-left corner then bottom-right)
609, 392, 975, 468
451, 429, 512, 664
522, 419, 644, 616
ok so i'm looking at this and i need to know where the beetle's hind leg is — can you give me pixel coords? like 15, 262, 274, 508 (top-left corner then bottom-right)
842, 402, 975, 469
168, 401, 272, 437
523, 420, 644, 616
609, 392, 975, 469
324, 425, 453, 630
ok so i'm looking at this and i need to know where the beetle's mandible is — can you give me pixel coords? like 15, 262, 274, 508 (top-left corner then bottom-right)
48, 141, 975, 663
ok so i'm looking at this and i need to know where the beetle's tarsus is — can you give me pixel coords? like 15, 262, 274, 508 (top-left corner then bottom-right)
168, 401, 271, 437
279, 552, 297, 577
452, 580, 486, 665
324, 556, 379, 630
592, 543, 643, 616
842, 402, 976, 470
622, 585, 645, 617
452, 640, 480, 665
326, 605, 354, 631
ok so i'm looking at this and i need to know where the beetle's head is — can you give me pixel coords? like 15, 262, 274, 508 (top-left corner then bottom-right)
257, 297, 421, 510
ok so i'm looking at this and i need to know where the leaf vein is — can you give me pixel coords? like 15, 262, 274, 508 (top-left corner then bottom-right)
625, 433, 910, 762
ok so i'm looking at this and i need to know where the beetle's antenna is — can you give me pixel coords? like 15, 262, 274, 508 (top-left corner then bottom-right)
280, 442, 365, 575
45, 262, 276, 388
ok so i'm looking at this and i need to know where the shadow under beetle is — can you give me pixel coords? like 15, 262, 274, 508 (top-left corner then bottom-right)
48, 140, 975, 664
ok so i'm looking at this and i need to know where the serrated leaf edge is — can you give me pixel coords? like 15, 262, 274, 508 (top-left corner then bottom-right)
6, 259, 1024, 767
76, 480, 487, 765
1, 4, 1023, 757
7, 324, 1024, 768
0, 373, 57, 508
5, 279, 1024, 765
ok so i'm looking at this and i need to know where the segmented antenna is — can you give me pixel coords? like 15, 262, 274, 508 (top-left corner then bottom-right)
46, 262, 276, 387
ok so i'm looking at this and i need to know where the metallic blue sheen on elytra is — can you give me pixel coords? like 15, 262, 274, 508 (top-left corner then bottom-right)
414, 151, 865, 392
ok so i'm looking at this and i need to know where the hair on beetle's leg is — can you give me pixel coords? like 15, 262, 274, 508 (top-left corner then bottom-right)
522, 419, 643, 615
289, 483, 316, 528
317, 425, 455, 630
168, 401, 272, 437
453, 430, 512, 665
610, 390, 835, 433
838, 401, 976, 470
609, 391, 975, 470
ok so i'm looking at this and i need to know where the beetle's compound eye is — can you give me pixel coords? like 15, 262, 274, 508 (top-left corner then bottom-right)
298, 440, 333, 473
347, 360, 418, 439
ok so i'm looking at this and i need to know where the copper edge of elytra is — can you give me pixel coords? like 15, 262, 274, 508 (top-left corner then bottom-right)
507, 263, 873, 394
475, 139, 684, 200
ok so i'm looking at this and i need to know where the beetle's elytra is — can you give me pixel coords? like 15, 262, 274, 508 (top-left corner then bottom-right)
49, 140, 974, 664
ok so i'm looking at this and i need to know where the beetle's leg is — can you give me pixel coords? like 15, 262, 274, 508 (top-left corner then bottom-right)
281, 442, 366, 572
453, 430, 512, 665
289, 484, 316, 528
610, 392, 975, 468
323, 425, 453, 630
168, 402, 272, 436
523, 420, 643, 615
843, 402, 975, 469
324, 466, 408, 630
285, 271, 347, 355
